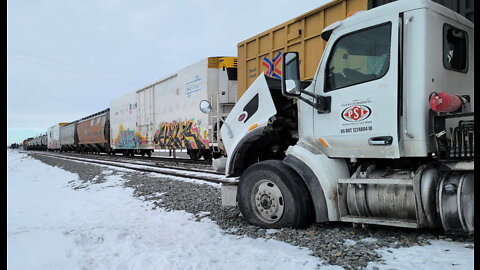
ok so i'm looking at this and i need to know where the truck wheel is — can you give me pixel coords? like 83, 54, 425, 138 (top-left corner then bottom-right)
237, 160, 313, 229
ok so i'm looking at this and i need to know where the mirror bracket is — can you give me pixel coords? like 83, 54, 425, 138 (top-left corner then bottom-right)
297, 93, 331, 114
316, 96, 331, 114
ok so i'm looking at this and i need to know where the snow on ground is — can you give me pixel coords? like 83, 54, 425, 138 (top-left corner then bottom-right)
7, 150, 331, 270
366, 240, 474, 270
7, 150, 474, 270
343, 239, 356, 246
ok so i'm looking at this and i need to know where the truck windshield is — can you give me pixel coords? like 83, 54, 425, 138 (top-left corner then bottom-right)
325, 22, 391, 92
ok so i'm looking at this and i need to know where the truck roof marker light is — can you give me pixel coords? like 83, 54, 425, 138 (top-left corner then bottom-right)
318, 138, 329, 147
249, 123, 258, 131
347, 11, 358, 17
346, 10, 364, 18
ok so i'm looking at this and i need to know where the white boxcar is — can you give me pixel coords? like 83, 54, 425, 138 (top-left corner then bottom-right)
47, 123, 67, 150
109, 91, 139, 153
110, 56, 237, 160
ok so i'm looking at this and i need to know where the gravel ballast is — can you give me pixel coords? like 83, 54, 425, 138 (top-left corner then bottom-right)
29, 153, 474, 269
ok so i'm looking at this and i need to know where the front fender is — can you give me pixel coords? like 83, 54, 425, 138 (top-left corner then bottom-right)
283, 154, 329, 222
285, 144, 350, 221
225, 126, 265, 176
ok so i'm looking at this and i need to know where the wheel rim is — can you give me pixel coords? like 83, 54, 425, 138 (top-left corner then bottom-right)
251, 180, 285, 224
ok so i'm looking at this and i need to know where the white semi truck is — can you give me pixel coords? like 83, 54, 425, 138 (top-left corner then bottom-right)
201, 0, 474, 233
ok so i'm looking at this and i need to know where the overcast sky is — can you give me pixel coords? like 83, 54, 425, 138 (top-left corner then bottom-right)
7, 0, 331, 145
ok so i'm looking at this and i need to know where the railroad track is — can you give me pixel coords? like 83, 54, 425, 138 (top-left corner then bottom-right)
40, 151, 219, 174
58, 151, 211, 165
25, 151, 236, 185
131, 154, 211, 164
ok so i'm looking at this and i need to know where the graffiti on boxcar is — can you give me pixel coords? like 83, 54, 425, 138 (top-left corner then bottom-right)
48, 140, 60, 149
114, 125, 147, 149
153, 119, 209, 150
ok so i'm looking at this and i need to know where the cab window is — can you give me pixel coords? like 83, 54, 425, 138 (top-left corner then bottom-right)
325, 22, 391, 92
443, 24, 468, 73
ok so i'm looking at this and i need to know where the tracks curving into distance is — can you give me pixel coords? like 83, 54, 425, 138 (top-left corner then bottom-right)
24, 151, 236, 185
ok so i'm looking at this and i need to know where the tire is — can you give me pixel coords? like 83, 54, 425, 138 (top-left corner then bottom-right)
237, 160, 313, 229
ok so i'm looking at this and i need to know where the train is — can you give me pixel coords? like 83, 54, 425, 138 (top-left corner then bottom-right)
23, 56, 237, 161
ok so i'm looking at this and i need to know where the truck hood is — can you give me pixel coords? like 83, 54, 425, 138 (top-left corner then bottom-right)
220, 73, 277, 176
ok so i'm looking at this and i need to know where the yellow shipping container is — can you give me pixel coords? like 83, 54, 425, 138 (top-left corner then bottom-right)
237, 0, 368, 99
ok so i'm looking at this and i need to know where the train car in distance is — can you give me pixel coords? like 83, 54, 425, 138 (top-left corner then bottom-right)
59, 121, 78, 152
40, 134, 48, 150
23, 137, 34, 150
47, 123, 68, 151
22, 138, 31, 150
23, 134, 48, 150
110, 56, 237, 160
36, 135, 48, 150
76, 109, 110, 154
32, 136, 41, 150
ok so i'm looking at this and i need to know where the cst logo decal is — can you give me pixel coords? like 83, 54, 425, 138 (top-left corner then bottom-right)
342, 105, 371, 122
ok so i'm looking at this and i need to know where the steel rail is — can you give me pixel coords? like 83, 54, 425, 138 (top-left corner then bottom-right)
26, 151, 234, 185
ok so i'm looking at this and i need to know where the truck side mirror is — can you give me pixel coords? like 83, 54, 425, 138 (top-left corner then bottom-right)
281, 52, 301, 97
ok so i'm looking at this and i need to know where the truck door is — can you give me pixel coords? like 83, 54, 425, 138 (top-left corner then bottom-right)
314, 15, 400, 159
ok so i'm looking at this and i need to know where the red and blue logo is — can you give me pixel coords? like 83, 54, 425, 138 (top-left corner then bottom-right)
262, 51, 282, 79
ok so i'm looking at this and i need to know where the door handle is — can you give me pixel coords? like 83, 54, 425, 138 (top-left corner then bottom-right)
368, 136, 393, 146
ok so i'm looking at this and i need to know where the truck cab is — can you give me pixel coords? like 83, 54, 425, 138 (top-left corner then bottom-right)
217, 0, 474, 234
